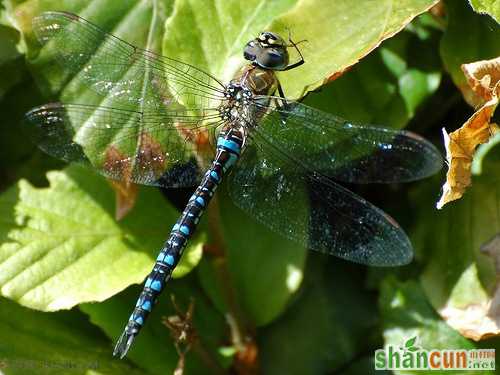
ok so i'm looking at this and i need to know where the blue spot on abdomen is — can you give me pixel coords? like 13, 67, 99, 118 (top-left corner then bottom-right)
165, 254, 175, 266
151, 280, 162, 291
210, 170, 220, 182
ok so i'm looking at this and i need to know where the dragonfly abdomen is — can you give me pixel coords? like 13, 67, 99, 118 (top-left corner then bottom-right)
113, 126, 245, 358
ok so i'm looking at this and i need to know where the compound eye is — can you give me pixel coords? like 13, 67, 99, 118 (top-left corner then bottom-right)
243, 41, 259, 61
259, 49, 286, 69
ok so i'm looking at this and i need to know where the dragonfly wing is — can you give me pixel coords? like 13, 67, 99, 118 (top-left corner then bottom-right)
251, 97, 443, 184
25, 103, 222, 188
227, 135, 413, 266
32, 11, 226, 110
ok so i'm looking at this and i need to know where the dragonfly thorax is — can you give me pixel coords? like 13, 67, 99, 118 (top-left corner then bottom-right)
218, 66, 279, 128
225, 84, 253, 102
231, 65, 279, 97
219, 84, 253, 124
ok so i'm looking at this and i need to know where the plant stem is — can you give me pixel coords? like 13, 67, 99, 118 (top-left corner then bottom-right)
206, 195, 259, 372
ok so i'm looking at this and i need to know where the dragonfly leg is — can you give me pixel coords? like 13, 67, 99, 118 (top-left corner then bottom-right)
276, 82, 292, 125
283, 30, 306, 71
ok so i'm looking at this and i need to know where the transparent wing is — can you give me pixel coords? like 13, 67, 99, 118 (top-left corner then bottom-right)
250, 97, 443, 183
32, 11, 226, 110
25, 103, 223, 187
228, 134, 413, 266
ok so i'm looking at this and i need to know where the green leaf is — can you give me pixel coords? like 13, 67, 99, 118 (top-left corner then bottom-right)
379, 277, 476, 350
197, 188, 307, 326
12, 0, 173, 101
13, 0, 438, 104
0, 9, 19, 65
218, 346, 238, 357
162, 0, 297, 85
468, 0, 500, 23
0, 165, 203, 311
0, 73, 62, 192
0, 23, 19, 64
304, 16, 442, 129
259, 259, 379, 374
163, 0, 439, 99
0, 22, 24, 100
272, 0, 441, 98
440, 0, 500, 95
0, 297, 151, 375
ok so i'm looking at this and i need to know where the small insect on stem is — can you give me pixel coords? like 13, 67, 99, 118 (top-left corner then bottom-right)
162, 295, 197, 349
162, 296, 197, 375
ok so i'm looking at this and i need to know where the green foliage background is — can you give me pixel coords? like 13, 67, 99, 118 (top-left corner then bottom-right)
0, 0, 499, 374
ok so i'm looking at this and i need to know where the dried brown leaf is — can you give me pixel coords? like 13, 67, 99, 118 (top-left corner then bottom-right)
109, 179, 139, 221
462, 57, 500, 107
429, 0, 445, 18
437, 57, 500, 209
326, 66, 352, 83
104, 146, 138, 220
104, 133, 169, 220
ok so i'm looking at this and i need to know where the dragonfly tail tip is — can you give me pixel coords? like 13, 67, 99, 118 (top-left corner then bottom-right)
113, 331, 136, 359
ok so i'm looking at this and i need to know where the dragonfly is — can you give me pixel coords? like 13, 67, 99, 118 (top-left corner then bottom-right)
25, 11, 443, 358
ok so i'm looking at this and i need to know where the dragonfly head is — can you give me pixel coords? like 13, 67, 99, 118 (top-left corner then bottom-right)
244, 32, 289, 71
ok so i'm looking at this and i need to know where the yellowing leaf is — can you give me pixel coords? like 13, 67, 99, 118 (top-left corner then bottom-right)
435, 233, 500, 341
439, 263, 499, 341
438, 234, 500, 341
437, 57, 500, 209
